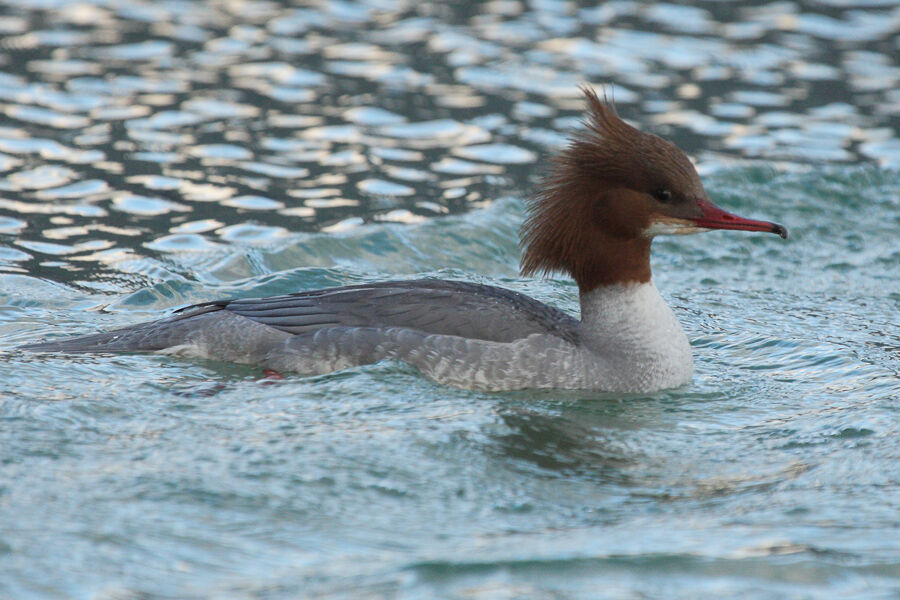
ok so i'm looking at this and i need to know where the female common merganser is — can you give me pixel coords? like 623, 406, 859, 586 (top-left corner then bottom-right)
23, 87, 787, 392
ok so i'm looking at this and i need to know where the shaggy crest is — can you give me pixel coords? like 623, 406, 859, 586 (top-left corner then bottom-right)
519, 86, 704, 290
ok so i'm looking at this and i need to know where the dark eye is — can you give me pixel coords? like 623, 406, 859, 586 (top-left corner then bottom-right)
653, 189, 674, 203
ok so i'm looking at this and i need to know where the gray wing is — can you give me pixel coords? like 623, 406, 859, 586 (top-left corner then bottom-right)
195, 279, 580, 344
21, 279, 580, 354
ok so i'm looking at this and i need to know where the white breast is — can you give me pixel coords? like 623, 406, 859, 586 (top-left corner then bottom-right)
576, 281, 694, 392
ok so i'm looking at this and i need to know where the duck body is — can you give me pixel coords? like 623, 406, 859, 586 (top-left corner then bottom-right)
23, 279, 693, 392
22, 87, 786, 392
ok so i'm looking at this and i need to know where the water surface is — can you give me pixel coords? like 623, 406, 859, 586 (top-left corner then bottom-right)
0, 0, 898, 598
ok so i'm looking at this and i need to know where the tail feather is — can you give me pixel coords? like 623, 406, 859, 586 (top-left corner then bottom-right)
20, 322, 173, 353
20, 309, 294, 364
21, 303, 227, 354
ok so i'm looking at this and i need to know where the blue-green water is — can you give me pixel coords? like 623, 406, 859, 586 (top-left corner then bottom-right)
1, 0, 899, 598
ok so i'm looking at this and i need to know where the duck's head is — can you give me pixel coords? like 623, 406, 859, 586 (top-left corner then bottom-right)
520, 86, 787, 292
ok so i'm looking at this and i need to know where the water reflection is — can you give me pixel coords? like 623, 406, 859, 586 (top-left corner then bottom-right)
0, 0, 897, 284
488, 403, 637, 481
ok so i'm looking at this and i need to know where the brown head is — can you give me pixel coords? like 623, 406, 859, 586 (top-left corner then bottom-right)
520, 86, 787, 293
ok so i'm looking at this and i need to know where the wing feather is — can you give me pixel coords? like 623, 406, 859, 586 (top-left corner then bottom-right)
212, 279, 579, 343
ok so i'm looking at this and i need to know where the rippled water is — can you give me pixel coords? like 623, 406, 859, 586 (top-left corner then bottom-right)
1, 0, 899, 598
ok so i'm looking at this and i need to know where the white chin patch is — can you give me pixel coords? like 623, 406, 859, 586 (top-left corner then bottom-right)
644, 218, 706, 237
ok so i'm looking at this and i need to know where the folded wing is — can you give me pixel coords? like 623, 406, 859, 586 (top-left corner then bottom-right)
203, 279, 579, 343
22, 279, 580, 353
